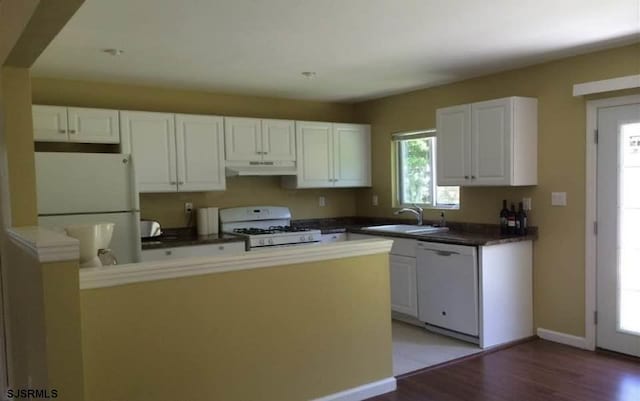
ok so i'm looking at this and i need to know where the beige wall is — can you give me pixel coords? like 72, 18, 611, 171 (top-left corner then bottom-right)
1, 67, 38, 226
80, 254, 392, 401
354, 43, 640, 336
31, 77, 360, 225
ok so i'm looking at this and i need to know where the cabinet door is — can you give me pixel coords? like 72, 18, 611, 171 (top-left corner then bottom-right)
436, 105, 471, 186
470, 98, 512, 186
261, 119, 295, 162
390, 255, 418, 317
121, 111, 177, 193
32, 105, 68, 142
296, 121, 334, 188
417, 244, 479, 336
224, 117, 262, 161
67, 107, 120, 143
176, 114, 226, 192
333, 123, 371, 187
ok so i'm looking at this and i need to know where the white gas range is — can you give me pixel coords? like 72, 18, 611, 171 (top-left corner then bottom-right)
219, 206, 321, 249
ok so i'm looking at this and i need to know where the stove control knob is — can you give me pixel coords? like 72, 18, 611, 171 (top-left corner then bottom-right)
300, 236, 306, 241
259, 239, 265, 245
307, 235, 313, 241
268, 239, 273, 245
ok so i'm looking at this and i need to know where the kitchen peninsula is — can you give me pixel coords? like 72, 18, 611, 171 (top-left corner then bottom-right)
77, 237, 395, 401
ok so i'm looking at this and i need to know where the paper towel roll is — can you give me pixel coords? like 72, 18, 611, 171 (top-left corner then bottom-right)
207, 207, 219, 234
197, 208, 209, 236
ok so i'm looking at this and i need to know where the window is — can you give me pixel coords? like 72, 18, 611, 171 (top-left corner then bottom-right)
394, 130, 459, 208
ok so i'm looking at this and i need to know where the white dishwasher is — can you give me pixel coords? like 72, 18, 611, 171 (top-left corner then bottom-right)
416, 241, 479, 336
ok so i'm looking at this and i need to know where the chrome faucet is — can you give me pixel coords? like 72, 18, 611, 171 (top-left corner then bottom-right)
394, 204, 424, 225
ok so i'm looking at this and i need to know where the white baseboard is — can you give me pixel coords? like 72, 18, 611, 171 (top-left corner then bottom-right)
311, 377, 396, 401
537, 328, 588, 349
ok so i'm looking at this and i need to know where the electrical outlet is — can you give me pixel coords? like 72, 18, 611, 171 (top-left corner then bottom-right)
319, 196, 326, 207
372, 195, 379, 206
551, 192, 567, 206
522, 197, 532, 211
184, 202, 193, 214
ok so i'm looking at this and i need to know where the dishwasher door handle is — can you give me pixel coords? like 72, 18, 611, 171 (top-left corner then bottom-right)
420, 248, 460, 257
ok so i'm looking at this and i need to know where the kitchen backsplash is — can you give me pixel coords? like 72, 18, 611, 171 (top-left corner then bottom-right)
140, 176, 357, 228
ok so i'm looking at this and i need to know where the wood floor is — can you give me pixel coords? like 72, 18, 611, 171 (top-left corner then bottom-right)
368, 339, 640, 401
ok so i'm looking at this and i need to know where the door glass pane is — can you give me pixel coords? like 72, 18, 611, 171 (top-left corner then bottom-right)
619, 122, 640, 334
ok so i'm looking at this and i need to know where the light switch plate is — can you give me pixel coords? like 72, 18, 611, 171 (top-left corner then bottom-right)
372, 195, 379, 206
319, 196, 326, 207
551, 192, 567, 206
522, 197, 532, 211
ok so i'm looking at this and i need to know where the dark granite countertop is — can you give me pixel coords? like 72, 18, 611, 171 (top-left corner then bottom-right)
141, 228, 247, 250
293, 217, 537, 246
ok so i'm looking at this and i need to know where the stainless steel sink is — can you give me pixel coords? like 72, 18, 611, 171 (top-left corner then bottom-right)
362, 224, 449, 235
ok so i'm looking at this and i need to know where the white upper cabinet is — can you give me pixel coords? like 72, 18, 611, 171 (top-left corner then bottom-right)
285, 121, 371, 188
121, 111, 177, 193
261, 119, 296, 162
121, 111, 226, 193
176, 114, 225, 192
67, 107, 120, 143
224, 117, 262, 161
224, 117, 295, 163
33, 105, 120, 143
296, 121, 334, 187
32, 105, 68, 142
333, 123, 371, 187
436, 96, 537, 186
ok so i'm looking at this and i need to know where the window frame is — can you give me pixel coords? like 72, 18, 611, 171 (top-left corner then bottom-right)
393, 130, 460, 210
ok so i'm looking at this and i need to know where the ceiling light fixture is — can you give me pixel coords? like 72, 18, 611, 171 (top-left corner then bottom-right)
102, 48, 124, 56
301, 71, 317, 79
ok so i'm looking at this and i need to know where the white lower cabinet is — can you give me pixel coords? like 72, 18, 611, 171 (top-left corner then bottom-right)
141, 242, 245, 262
389, 255, 418, 317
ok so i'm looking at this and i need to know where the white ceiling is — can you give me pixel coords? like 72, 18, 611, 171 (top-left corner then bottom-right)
32, 0, 640, 102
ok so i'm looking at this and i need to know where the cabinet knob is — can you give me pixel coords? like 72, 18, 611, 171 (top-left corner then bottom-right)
165, 250, 172, 256
464, 175, 469, 179
59, 129, 67, 134
471, 175, 476, 179
178, 181, 184, 185
441, 311, 447, 316
69, 129, 77, 134
170, 181, 177, 185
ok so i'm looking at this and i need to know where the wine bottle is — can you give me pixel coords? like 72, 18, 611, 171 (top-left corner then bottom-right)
518, 202, 528, 235
508, 204, 517, 235
500, 200, 509, 235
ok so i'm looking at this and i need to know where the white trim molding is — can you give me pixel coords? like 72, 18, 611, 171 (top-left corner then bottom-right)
311, 377, 396, 401
80, 239, 393, 290
6, 226, 79, 263
573, 74, 640, 97
584, 94, 640, 352
537, 328, 588, 349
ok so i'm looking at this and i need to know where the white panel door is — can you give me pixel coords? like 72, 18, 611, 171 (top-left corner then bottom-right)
261, 119, 295, 162
333, 123, 371, 187
436, 105, 471, 186
224, 117, 262, 161
121, 111, 177, 193
67, 107, 120, 143
471, 98, 512, 186
597, 103, 640, 357
32, 105, 68, 142
296, 121, 334, 188
390, 255, 418, 317
175, 114, 226, 192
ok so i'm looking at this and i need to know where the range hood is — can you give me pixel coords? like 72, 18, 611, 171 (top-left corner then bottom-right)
225, 161, 297, 177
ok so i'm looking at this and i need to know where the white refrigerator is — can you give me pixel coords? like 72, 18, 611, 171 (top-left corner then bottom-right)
35, 152, 141, 264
